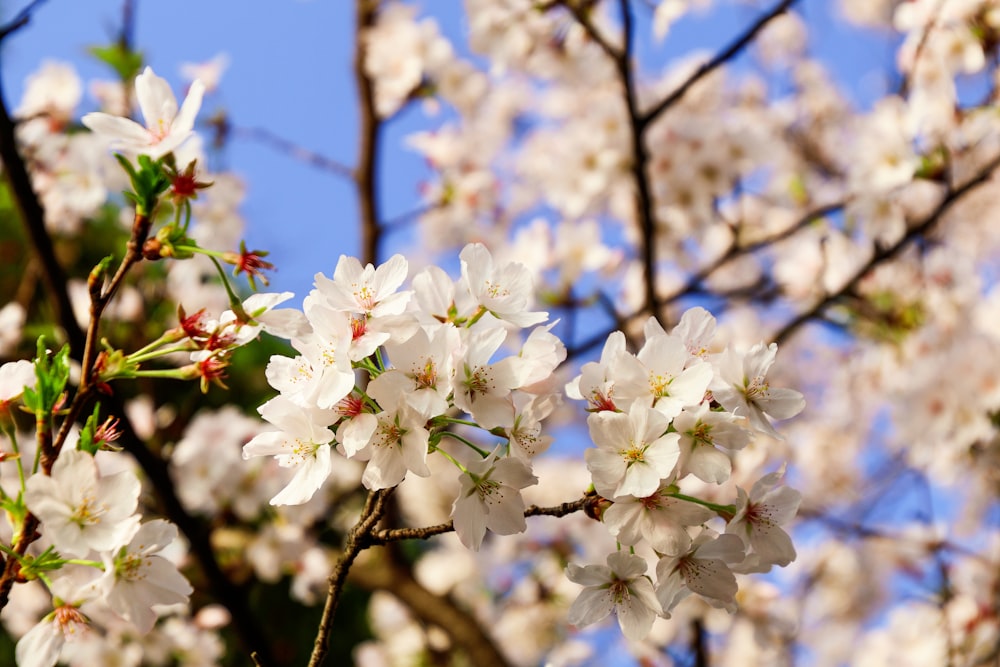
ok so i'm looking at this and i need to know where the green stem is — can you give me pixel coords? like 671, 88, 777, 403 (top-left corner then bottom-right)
127, 343, 197, 364
430, 445, 468, 474
436, 431, 490, 459
132, 368, 191, 380
668, 492, 737, 516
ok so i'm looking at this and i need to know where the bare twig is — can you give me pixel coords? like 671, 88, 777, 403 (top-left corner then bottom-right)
770, 153, 1000, 345
641, 0, 800, 127
309, 487, 395, 667
354, 0, 383, 266
370, 494, 593, 544
0, 0, 49, 41
350, 548, 511, 667
232, 125, 355, 180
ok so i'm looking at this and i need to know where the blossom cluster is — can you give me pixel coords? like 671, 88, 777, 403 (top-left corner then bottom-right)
246, 243, 804, 642
562, 308, 803, 639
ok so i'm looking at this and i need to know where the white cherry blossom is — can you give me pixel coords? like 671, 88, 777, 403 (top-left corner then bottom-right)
566, 551, 662, 641
24, 449, 141, 558
451, 453, 537, 550
585, 403, 681, 498
82, 67, 204, 158
98, 520, 193, 633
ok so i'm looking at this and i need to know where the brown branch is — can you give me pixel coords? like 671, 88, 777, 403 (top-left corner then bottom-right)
770, 153, 1000, 345
355, 0, 383, 266
0, 69, 86, 355
232, 125, 355, 180
554, 1, 621, 62
560, 0, 660, 319
309, 487, 395, 667
350, 549, 511, 667
369, 494, 593, 545
641, 0, 800, 127
659, 201, 844, 308
0, 0, 49, 41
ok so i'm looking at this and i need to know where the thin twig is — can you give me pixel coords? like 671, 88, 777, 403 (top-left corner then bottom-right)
641, 0, 799, 128
232, 125, 355, 180
354, 0, 383, 266
309, 487, 395, 667
370, 494, 593, 544
770, 153, 1000, 345
0, 0, 49, 41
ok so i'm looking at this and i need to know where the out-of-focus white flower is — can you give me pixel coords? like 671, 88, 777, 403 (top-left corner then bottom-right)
180, 53, 230, 94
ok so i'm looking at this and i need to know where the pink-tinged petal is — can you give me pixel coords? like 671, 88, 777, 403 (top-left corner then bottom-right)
82, 112, 150, 145
371, 254, 408, 297
685, 445, 732, 484
566, 562, 612, 586
15, 619, 63, 667
243, 431, 291, 459
172, 79, 205, 135
603, 502, 644, 545
400, 428, 430, 478
339, 413, 377, 457
270, 445, 332, 505
587, 411, 631, 451
483, 486, 527, 535
617, 461, 660, 498
568, 586, 615, 628
142, 556, 194, 599
749, 521, 796, 568
681, 557, 738, 607
654, 567, 688, 613
452, 490, 488, 551
696, 533, 746, 562
493, 457, 538, 490
669, 362, 714, 405
645, 433, 681, 475
617, 578, 660, 640
757, 387, 806, 420
585, 448, 626, 493
643, 518, 693, 557
134, 67, 178, 129
607, 551, 649, 579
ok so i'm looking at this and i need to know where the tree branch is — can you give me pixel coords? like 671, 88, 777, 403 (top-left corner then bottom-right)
770, 154, 1000, 345
369, 493, 594, 545
354, 0, 383, 266
641, 0, 800, 127
232, 125, 355, 180
309, 487, 394, 667
350, 548, 511, 667
0, 0, 49, 41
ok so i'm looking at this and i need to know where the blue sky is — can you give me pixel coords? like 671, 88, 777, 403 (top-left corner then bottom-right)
1, 0, 893, 302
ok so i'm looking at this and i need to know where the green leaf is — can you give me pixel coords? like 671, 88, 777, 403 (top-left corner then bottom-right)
88, 43, 144, 82
77, 404, 103, 456
21, 338, 71, 415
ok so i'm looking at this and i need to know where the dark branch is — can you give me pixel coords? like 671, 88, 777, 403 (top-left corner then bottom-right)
232, 125, 355, 180
641, 0, 800, 127
770, 154, 1000, 345
369, 494, 593, 545
0, 0, 49, 41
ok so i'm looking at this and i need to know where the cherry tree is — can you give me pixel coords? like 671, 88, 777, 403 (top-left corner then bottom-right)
0, 1, 997, 666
